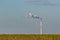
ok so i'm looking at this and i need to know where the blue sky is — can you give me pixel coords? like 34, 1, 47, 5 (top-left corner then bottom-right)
0, 0, 60, 34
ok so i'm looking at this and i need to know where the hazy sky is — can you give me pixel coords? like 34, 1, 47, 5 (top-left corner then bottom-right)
0, 0, 60, 34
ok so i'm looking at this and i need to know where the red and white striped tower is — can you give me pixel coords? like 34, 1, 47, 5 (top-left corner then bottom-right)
40, 17, 42, 34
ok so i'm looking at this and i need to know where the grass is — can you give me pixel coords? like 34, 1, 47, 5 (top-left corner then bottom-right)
0, 34, 60, 40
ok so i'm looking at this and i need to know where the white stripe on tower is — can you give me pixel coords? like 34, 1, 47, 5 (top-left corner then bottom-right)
40, 17, 42, 34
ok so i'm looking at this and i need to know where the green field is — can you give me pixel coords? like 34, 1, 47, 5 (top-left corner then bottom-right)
0, 34, 60, 40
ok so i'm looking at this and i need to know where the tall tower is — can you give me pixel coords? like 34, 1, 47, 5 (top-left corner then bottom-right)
40, 17, 42, 34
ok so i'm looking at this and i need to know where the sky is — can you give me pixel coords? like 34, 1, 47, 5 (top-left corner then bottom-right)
0, 0, 60, 34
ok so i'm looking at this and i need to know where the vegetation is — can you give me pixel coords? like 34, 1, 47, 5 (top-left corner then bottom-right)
0, 34, 60, 40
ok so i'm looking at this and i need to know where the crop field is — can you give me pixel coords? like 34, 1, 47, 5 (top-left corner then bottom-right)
0, 34, 60, 40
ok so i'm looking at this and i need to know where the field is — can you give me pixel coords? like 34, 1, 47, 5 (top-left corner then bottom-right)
0, 34, 60, 40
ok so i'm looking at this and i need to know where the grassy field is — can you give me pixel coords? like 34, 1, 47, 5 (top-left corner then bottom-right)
0, 34, 60, 40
